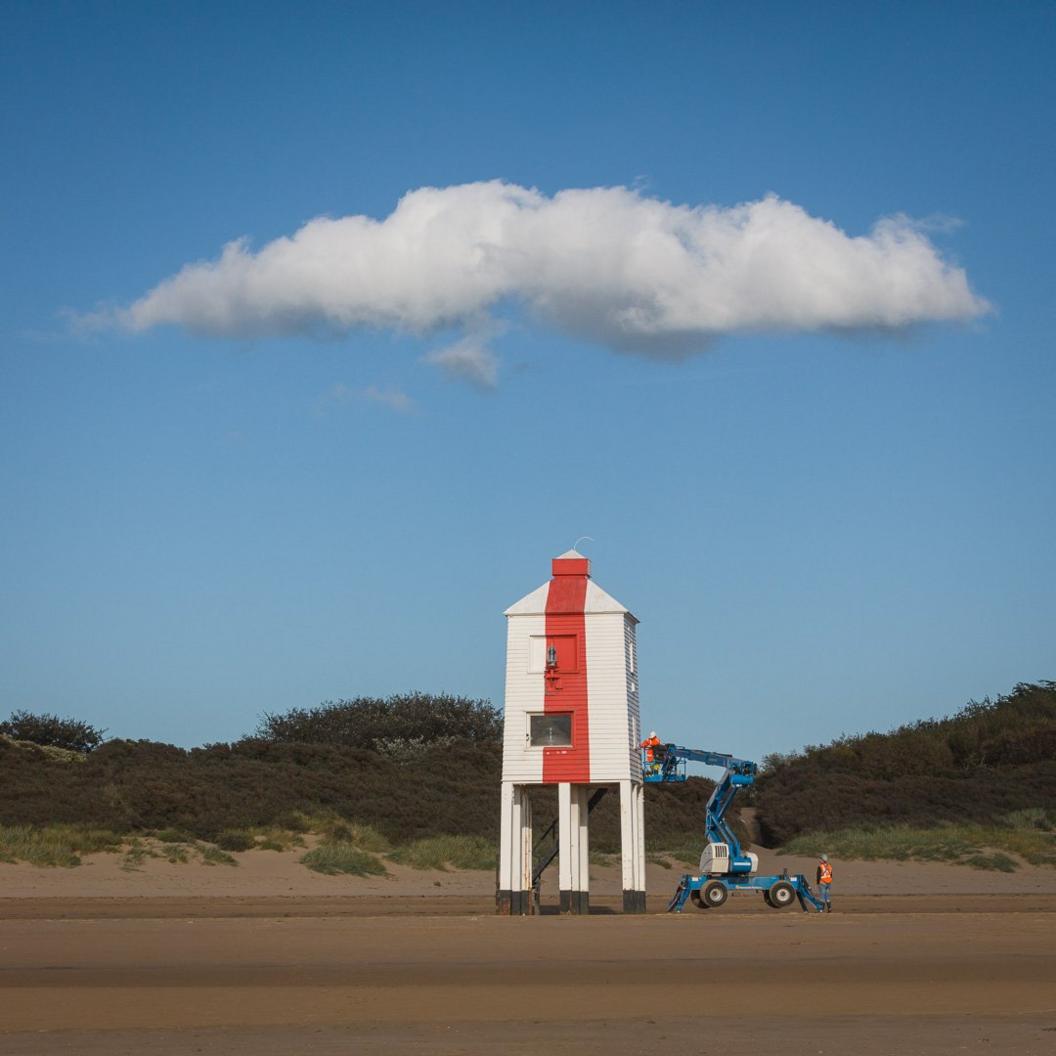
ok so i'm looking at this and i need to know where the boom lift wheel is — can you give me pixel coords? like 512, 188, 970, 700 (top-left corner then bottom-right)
767, 881, 795, 909
702, 881, 728, 908
690, 890, 706, 909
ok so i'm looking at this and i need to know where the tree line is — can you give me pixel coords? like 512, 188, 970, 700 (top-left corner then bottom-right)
2, 682, 1053, 848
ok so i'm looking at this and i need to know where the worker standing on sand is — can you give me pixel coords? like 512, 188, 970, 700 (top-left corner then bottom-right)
817, 854, 833, 912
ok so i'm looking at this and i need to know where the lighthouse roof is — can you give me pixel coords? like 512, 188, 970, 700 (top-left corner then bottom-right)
504, 553, 635, 618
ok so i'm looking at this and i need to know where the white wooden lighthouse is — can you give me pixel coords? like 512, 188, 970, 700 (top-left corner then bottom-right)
497, 549, 646, 914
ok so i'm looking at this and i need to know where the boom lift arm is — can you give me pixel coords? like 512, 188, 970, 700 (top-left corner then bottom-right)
645, 745, 756, 863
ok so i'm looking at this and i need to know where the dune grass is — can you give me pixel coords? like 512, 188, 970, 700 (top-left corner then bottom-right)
300, 842, 387, 876
0, 734, 86, 763
248, 826, 307, 852
657, 846, 701, 868
388, 834, 496, 871
153, 828, 194, 844
310, 816, 391, 853
199, 844, 237, 866
297, 816, 391, 875
120, 836, 238, 870
780, 812, 1056, 871
121, 837, 153, 871
0, 824, 122, 867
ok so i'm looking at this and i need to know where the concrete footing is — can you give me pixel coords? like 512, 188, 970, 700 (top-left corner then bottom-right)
496, 889, 534, 915
622, 889, 648, 913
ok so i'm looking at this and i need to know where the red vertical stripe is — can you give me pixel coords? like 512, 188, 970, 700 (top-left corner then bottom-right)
543, 570, 589, 783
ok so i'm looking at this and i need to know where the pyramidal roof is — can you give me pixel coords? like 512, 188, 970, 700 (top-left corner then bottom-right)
504, 552, 635, 618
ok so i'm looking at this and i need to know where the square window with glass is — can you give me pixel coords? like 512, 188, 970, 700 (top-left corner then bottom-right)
528, 712, 573, 747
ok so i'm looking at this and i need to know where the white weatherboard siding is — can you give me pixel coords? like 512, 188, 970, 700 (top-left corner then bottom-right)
585, 611, 639, 782
624, 619, 643, 780
501, 613, 545, 782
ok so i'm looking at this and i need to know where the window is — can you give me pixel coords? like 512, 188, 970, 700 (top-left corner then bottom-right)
529, 713, 573, 747
528, 636, 547, 674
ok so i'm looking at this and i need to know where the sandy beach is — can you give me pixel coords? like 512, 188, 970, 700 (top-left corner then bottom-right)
1, 851, 1054, 1054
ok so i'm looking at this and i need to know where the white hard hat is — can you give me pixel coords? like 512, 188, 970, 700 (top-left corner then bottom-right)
819, 854, 828, 861
649, 731, 656, 739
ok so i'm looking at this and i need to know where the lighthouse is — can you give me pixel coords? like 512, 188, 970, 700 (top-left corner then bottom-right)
497, 549, 646, 914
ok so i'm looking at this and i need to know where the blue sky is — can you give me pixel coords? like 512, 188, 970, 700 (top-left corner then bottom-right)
2, 1, 1053, 759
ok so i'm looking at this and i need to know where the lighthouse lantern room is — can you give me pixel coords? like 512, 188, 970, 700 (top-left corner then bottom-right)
497, 550, 646, 914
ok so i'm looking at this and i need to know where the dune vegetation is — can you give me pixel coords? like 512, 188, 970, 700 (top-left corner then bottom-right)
0, 683, 1052, 872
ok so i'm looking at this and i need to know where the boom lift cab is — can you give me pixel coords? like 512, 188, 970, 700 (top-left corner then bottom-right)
643, 743, 825, 913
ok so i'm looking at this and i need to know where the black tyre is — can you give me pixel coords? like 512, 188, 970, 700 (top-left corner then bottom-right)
767, 881, 795, 909
690, 889, 708, 909
702, 881, 728, 908
762, 889, 773, 907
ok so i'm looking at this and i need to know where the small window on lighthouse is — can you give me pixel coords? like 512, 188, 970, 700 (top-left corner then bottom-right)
528, 636, 548, 673
528, 713, 573, 747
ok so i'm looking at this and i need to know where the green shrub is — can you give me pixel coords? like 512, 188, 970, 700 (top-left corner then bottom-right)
0, 710, 106, 754
215, 829, 255, 852
756, 683, 1056, 845
155, 828, 194, 844
301, 842, 387, 876
273, 811, 311, 834
963, 853, 1018, 872
257, 693, 501, 751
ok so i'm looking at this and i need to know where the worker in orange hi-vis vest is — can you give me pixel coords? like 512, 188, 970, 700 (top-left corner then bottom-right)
640, 731, 662, 774
817, 854, 833, 912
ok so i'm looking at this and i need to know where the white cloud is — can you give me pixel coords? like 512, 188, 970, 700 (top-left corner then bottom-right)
422, 318, 503, 389
318, 382, 413, 414
362, 385, 414, 413
112, 181, 989, 378
424, 336, 499, 389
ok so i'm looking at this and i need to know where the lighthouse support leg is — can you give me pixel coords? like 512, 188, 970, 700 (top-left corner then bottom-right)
575, 786, 590, 914
620, 780, 647, 912
498, 782, 533, 915
635, 781, 647, 911
558, 784, 590, 914
558, 783, 587, 913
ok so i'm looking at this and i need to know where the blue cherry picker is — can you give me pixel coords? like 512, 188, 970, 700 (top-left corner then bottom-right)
643, 743, 825, 913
